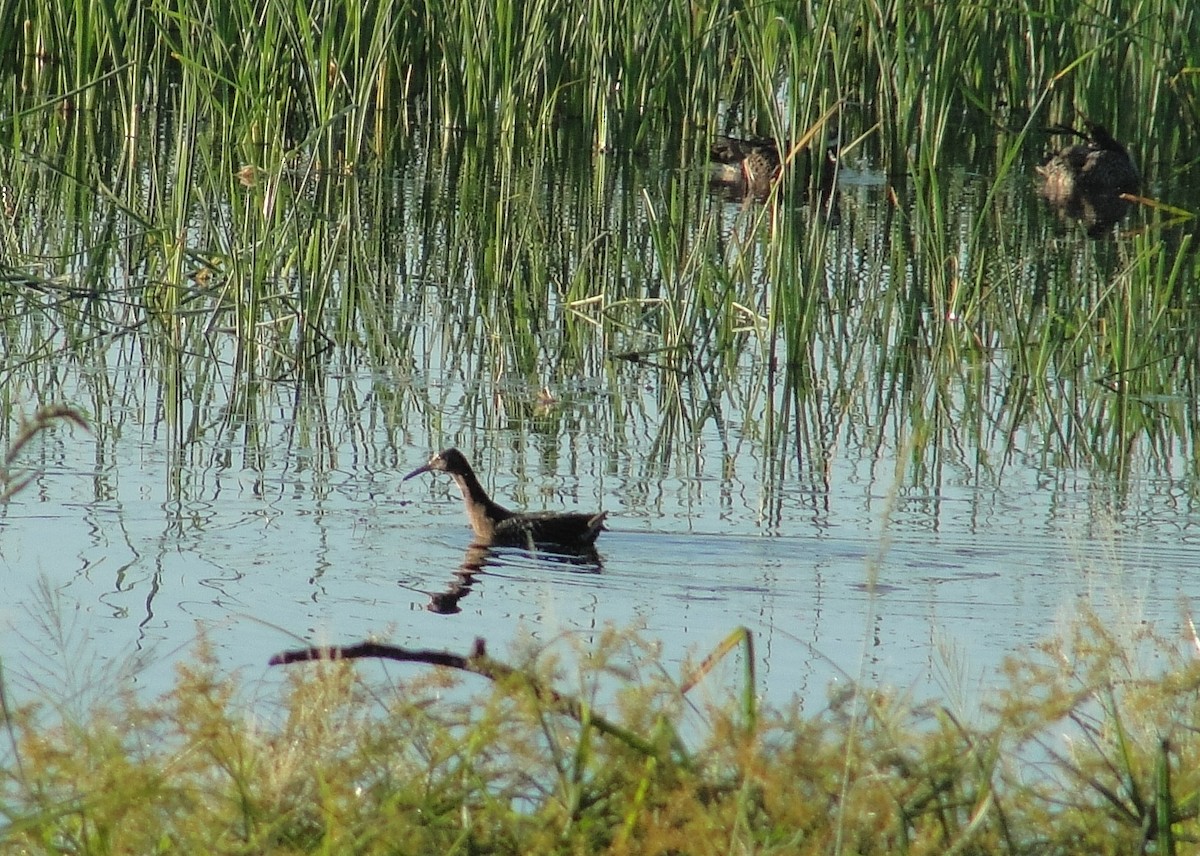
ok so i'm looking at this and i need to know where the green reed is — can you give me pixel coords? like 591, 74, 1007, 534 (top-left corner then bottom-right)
2, 0, 1199, 493
5, 0, 1194, 153
3, 114, 1198, 512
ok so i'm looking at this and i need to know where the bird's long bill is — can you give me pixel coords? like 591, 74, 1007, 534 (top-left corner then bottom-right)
402, 463, 433, 481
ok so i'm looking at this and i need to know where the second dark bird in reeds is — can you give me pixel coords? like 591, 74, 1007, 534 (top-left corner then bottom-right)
710, 135, 783, 198
1036, 121, 1139, 202
404, 448, 607, 550
709, 132, 840, 204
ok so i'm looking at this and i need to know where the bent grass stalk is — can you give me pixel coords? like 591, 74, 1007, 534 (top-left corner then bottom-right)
0, 405, 89, 500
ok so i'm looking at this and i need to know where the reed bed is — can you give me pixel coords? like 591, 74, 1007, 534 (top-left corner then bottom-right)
3, 0, 1197, 150
2, 95, 1199, 505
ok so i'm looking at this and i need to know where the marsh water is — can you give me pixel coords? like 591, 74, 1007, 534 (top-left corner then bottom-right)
3, 114, 1199, 715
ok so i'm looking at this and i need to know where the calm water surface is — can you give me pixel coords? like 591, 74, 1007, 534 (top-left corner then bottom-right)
2, 145, 1197, 715
2, 379, 1193, 712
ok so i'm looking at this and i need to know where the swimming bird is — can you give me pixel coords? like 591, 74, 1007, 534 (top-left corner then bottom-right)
403, 448, 607, 549
1036, 121, 1139, 202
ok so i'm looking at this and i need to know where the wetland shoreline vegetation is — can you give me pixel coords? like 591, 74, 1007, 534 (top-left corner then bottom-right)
2, 0, 1200, 852
5, 586, 1200, 853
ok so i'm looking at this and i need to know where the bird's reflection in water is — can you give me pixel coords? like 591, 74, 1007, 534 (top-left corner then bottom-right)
424, 541, 603, 615
1042, 191, 1133, 238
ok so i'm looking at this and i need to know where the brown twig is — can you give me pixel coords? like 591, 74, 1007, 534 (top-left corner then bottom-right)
269, 637, 688, 765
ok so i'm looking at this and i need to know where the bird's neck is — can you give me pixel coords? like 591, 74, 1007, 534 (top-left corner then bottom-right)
1091, 129, 1127, 155
451, 470, 513, 539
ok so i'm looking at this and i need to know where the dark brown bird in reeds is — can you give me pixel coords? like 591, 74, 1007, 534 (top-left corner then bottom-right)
404, 448, 607, 549
705, 134, 782, 198
709, 130, 841, 205
710, 135, 782, 198
1036, 121, 1139, 202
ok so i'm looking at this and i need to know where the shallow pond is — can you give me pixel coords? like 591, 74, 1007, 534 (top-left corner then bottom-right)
2, 127, 1198, 717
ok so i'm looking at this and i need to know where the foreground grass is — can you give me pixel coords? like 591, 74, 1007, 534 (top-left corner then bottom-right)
2, 614, 1199, 854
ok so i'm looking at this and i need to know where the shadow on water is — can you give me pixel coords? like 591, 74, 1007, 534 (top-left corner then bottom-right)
1040, 190, 1135, 238
423, 542, 604, 615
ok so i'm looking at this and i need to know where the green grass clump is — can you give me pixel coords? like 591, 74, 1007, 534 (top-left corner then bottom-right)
3, 614, 1200, 854
3, 0, 1197, 156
